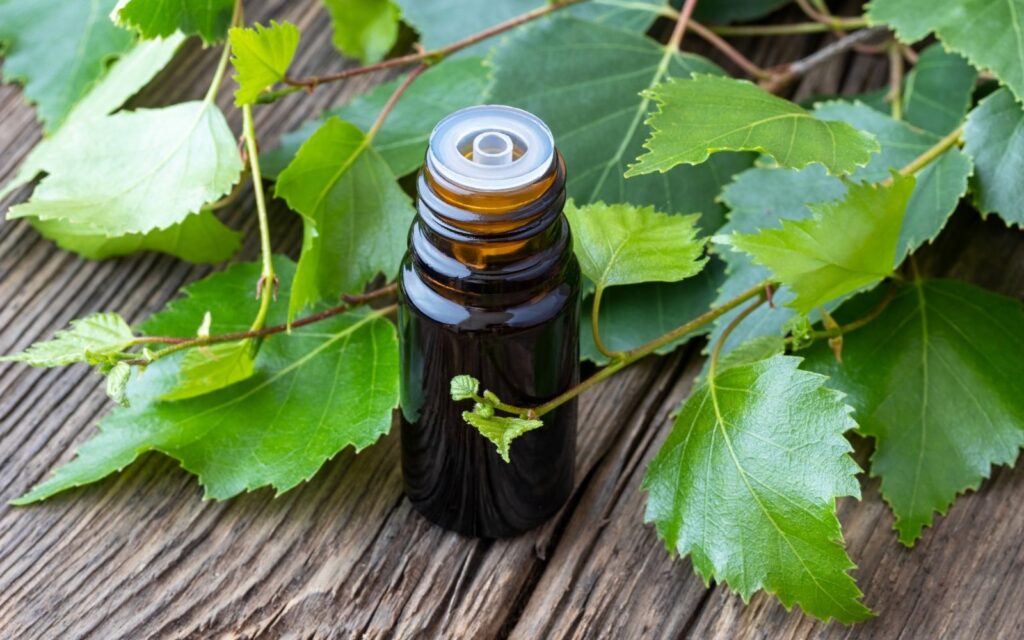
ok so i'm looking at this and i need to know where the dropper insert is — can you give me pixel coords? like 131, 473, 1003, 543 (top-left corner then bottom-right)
472, 131, 515, 166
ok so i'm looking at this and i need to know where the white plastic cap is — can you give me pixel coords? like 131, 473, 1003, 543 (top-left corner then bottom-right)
427, 105, 555, 192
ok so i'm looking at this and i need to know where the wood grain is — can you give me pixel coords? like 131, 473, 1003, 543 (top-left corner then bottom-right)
1, 2, 1022, 639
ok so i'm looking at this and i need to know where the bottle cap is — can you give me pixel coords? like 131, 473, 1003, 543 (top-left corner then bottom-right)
427, 105, 555, 192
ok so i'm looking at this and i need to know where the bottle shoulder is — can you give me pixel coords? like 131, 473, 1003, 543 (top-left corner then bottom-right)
399, 256, 580, 332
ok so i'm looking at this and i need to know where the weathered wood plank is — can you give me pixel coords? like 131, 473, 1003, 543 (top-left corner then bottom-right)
508, 356, 712, 640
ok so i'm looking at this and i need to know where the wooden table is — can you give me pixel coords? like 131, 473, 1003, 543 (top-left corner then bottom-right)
2, 1, 1022, 637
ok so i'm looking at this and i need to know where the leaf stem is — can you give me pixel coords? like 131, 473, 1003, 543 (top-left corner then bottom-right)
283, 0, 587, 92
708, 297, 766, 382
465, 391, 529, 416
884, 125, 965, 184
787, 284, 898, 345
887, 42, 904, 120
711, 17, 869, 36
527, 280, 771, 419
203, 0, 242, 104
242, 105, 275, 332
125, 292, 398, 365
590, 286, 621, 360
204, 37, 234, 104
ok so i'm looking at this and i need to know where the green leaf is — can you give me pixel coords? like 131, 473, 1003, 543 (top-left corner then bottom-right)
720, 166, 848, 236
1, 312, 135, 367
0, 0, 134, 130
897, 149, 973, 255
714, 335, 786, 372
705, 166, 848, 366
867, 0, 1024, 102
13, 258, 400, 504
8, 100, 243, 235
394, 0, 665, 54
580, 259, 726, 363
30, 210, 241, 263
274, 117, 415, 321
262, 57, 489, 179
705, 93, 971, 370
114, 0, 236, 44
694, 0, 791, 23
1, 34, 186, 202
0, 30, 225, 269
901, 44, 978, 136
643, 355, 870, 623
105, 362, 132, 407
628, 75, 878, 177
814, 101, 973, 259
964, 87, 1024, 227
565, 201, 707, 289
803, 281, 1024, 545
488, 17, 753, 232
694, 333, 789, 388
567, 199, 708, 361
461, 411, 543, 464
161, 339, 257, 401
845, 43, 976, 138
324, 0, 399, 63
718, 176, 916, 314
229, 20, 300, 106
450, 374, 479, 401
706, 118, 969, 365
708, 257, 798, 357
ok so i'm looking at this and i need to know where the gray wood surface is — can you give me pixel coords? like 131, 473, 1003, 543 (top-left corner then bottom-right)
1, 2, 1022, 638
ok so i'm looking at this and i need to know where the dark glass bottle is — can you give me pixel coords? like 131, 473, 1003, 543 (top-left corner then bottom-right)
398, 105, 580, 538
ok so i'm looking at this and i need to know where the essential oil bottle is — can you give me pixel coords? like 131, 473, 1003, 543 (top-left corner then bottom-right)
398, 105, 580, 538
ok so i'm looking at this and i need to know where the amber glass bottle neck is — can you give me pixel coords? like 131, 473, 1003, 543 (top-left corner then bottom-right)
424, 155, 560, 218
408, 153, 573, 307
421, 153, 564, 234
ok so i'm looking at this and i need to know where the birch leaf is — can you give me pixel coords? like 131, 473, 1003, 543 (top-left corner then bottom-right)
644, 355, 871, 623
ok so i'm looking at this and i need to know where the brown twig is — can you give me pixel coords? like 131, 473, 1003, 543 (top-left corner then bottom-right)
795, 0, 832, 25
656, 3, 770, 80
901, 45, 920, 66
760, 25, 889, 93
794, 0, 885, 54
284, 0, 586, 92
366, 64, 429, 140
127, 284, 399, 363
669, 0, 700, 50
689, 21, 772, 80
794, 0, 872, 51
